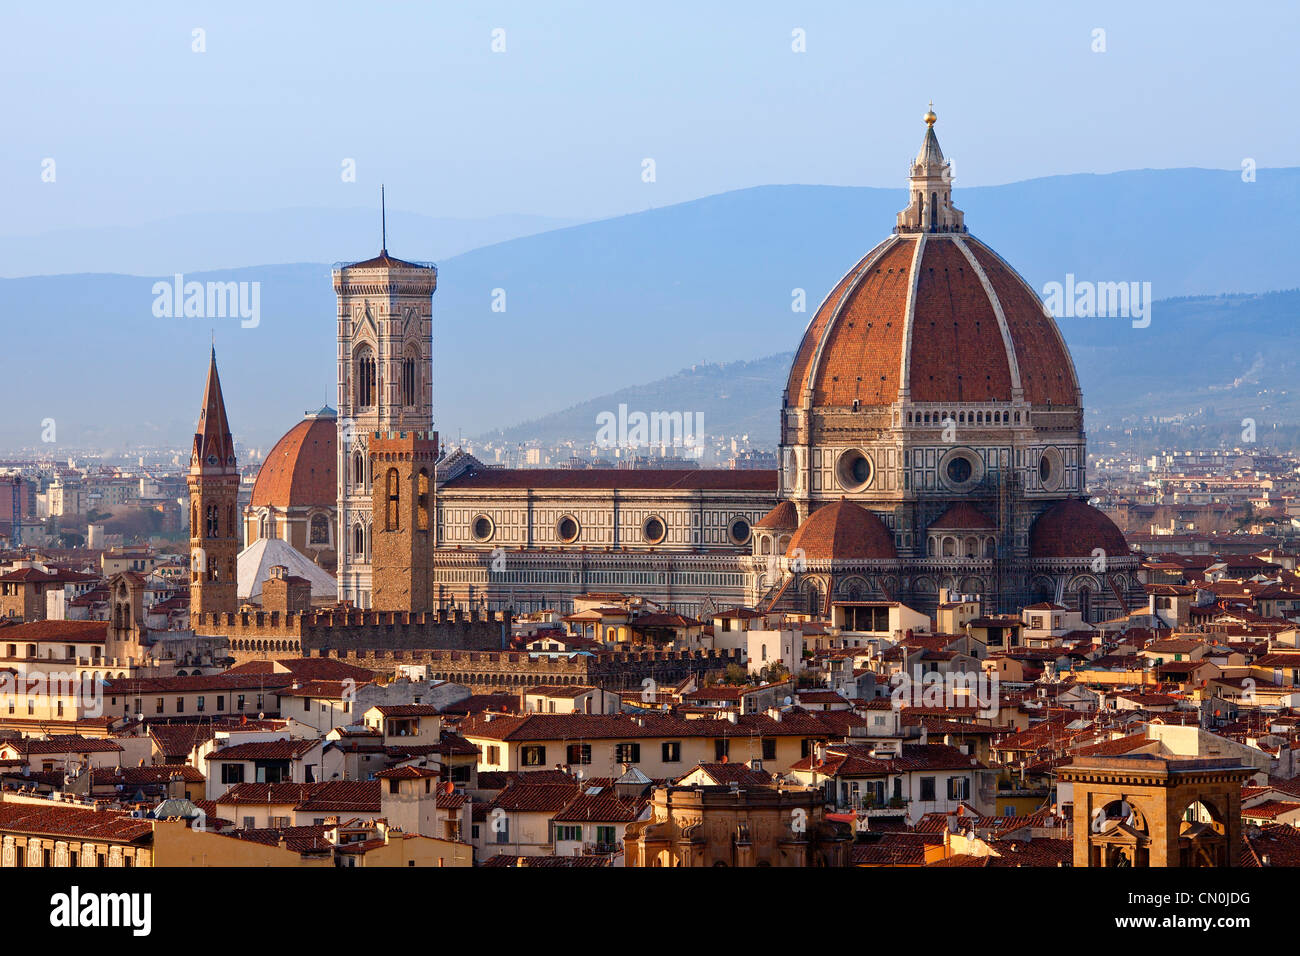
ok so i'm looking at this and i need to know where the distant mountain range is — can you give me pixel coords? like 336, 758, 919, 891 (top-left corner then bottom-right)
0, 208, 579, 279
3, 167, 1300, 453
478, 288, 1300, 449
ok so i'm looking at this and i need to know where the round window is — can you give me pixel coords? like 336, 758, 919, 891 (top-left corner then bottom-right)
471, 515, 494, 541
836, 449, 873, 490
557, 515, 580, 543
643, 516, 666, 544
946, 456, 973, 484
1038, 447, 1064, 491
729, 518, 751, 545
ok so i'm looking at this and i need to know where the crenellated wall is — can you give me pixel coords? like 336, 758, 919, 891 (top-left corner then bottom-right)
194, 607, 508, 664
292, 646, 743, 693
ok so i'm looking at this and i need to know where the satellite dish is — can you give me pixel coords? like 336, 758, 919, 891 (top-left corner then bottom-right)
784, 696, 792, 705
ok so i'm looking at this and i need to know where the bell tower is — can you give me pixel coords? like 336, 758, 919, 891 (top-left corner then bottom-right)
188, 346, 240, 625
106, 572, 146, 663
334, 195, 438, 609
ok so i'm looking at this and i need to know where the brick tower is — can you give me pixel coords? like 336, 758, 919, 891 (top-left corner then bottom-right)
188, 346, 240, 625
369, 429, 438, 613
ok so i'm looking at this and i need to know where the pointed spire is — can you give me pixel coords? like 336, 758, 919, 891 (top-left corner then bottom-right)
895, 104, 965, 234
380, 184, 387, 255
192, 347, 236, 473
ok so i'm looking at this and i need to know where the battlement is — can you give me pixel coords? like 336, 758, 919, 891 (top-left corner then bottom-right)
303, 646, 744, 692
368, 431, 439, 460
198, 607, 511, 664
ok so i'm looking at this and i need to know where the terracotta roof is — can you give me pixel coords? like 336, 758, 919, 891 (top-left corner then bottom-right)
1029, 499, 1129, 559
4, 734, 123, 755
0, 801, 152, 842
488, 781, 581, 813
0, 619, 108, 644
149, 721, 285, 759
553, 788, 647, 823
341, 251, 433, 270
786, 499, 897, 562
216, 780, 380, 812
754, 500, 798, 531
787, 234, 1077, 409
676, 762, 773, 787
206, 738, 320, 761
441, 469, 777, 492
225, 658, 377, 683
250, 413, 337, 509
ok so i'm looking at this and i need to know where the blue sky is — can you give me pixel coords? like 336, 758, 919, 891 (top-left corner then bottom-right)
3, 0, 1297, 233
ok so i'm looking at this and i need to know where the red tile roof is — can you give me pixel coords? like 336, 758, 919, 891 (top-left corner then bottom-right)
250, 414, 337, 509
440, 469, 776, 492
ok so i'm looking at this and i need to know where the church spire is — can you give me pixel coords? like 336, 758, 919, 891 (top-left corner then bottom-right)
896, 104, 965, 234
192, 346, 236, 473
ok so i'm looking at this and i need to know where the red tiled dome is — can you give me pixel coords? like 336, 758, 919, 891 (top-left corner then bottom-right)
785, 235, 1078, 408
786, 499, 897, 562
1029, 499, 1128, 559
755, 500, 798, 531
250, 411, 337, 508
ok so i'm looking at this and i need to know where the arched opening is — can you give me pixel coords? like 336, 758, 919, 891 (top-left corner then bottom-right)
401, 349, 419, 407
385, 468, 400, 531
417, 468, 430, 531
310, 513, 330, 545
354, 345, 377, 408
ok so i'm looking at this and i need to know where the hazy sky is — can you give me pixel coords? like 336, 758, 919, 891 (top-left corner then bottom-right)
4, 0, 1297, 234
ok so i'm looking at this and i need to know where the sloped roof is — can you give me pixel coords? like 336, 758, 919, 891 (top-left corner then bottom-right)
237, 536, 336, 601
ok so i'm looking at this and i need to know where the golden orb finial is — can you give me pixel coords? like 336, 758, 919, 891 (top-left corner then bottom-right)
924, 101, 937, 126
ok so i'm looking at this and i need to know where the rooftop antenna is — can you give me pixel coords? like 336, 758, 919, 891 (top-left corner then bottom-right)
380, 184, 387, 255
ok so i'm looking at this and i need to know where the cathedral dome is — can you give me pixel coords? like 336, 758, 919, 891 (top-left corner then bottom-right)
785, 112, 1079, 412
785, 233, 1078, 409
1029, 499, 1128, 559
786, 499, 897, 562
250, 408, 337, 509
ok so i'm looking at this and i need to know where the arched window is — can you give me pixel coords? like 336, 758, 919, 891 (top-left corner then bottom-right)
417, 468, 430, 531
191, 503, 198, 537
353, 452, 365, 488
386, 468, 401, 531
402, 352, 418, 407
354, 346, 377, 408
206, 505, 219, 538
310, 514, 330, 545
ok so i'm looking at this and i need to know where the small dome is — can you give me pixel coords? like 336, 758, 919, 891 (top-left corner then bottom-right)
928, 502, 995, 531
786, 499, 897, 562
755, 500, 798, 531
251, 411, 337, 509
1029, 499, 1128, 559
